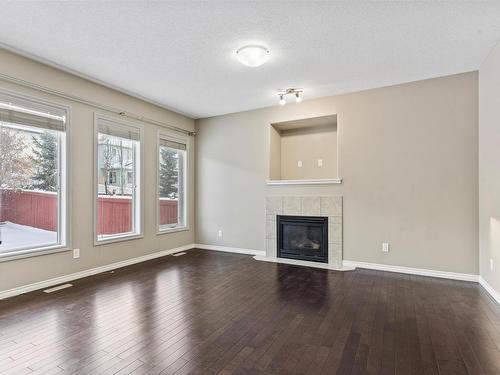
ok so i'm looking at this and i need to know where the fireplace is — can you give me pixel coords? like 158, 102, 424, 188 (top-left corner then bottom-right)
277, 215, 328, 263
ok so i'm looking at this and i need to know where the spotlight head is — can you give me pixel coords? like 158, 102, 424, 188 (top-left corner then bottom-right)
279, 94, 286, 106
295, 92, 302, 103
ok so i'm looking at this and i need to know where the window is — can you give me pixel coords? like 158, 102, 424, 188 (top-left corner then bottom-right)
157, 133, 187, 232
108, 171, 117, 184
95, 116, 142, 243
0, 92, 68, 258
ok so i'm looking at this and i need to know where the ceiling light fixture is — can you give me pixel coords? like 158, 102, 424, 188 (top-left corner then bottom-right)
236, 45, 270, 67
277, 88, 304, 106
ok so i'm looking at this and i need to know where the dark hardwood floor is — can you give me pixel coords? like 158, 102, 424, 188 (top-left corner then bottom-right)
1, 249, 500, 375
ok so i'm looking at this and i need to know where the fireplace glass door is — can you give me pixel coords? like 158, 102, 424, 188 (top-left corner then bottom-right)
277, 215, 328, 263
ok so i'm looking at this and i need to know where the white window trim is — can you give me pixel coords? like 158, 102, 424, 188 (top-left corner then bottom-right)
93, 113, 144, 246
0, 89, 71, 262
156, 129, 189, 235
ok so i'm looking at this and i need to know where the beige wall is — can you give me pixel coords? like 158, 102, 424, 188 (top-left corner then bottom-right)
0, 49, 195, 292
196, 72, 479, 274
280, 126, 337, 180
269, 125, 281, 179
479, 42, 500, 294
0, 47, 481, 293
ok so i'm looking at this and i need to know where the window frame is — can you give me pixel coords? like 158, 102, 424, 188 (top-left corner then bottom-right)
93, 114, 144, 245
0, 89, 71, 262
156, 130, 189, 235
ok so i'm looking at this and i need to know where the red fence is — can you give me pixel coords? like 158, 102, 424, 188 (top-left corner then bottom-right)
0, 189, 58, 231
0, 189, 179, 235
97, 196, 133, 235
159, 199, 179, 226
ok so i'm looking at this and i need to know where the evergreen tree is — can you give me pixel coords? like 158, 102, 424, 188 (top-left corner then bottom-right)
159, 148, 179, 199
30, 132, 58, 191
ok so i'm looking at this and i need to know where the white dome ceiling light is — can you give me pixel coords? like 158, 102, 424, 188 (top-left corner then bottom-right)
236, 45, 270, 67
277, 88, 303, 105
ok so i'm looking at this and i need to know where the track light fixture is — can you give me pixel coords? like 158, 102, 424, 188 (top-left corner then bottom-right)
277, 88, 303, 106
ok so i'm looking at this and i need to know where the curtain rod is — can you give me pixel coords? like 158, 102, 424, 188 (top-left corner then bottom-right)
0, 72, 196, 136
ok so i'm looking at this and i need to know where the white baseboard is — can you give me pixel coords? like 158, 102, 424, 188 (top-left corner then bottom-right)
194, 243, 266, 257
343, 260, 479, 282
0, 243, 196, 300
479, 276, 500, 305
4, 245, 497, 307
254, 255, 354, 271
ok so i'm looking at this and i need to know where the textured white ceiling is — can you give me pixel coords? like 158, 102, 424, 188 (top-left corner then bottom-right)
1, 1, 500, 119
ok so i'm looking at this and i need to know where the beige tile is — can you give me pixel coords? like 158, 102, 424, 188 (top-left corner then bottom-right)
329, 243, 343, 263
301, 196, 320, 216
267, 214, 276, 222
329, 223, 342, 244
321, 196, 342, 216
283, 196, 302, 215
266, 238, 277, 258
330, 259, 343, 269
266, 196, 283, 215
266, 217, 277, 239
329, 216, 342, 224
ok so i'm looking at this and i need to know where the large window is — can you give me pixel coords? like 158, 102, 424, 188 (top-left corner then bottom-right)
95, 116, 142, 243
157, 133, 187, 232
0, 92, 67, 258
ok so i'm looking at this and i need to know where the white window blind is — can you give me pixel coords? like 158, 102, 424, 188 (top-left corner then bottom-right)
98, 118, 140, 141
0, 94, 66, 132
159, 137, 186, 151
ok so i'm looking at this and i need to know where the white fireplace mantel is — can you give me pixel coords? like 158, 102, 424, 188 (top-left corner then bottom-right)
266, 178, 342, 186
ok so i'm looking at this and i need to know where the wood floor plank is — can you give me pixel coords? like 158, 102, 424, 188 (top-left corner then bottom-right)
0, 249, 499, 375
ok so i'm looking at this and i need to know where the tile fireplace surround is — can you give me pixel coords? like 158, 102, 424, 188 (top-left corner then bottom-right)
255, 195, 354, 271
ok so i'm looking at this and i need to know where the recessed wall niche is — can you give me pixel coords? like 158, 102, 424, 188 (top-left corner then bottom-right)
268, 115, 339, 184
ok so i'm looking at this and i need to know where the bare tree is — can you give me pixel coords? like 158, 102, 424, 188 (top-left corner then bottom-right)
0, 127, 32, 188
100, 136, 113, 195
118, 140, 124, 195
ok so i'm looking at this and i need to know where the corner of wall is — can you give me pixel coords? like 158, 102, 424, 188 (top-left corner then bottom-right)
478, 36, 500, 303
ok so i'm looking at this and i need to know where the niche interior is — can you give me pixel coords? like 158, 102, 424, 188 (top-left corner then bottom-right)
268, 114, 340, 185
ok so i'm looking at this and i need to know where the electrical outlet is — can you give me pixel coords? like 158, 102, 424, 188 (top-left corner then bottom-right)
297, 160, 303, 168
491, 258, 494, 271
73, 248, 80, 259
318, 159, 323, 167
218, 230, 223, 238
382, 243, 390, 253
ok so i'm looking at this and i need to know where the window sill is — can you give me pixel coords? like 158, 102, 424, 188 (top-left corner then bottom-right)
266, 178, 342, 186
157, 226, 189, 235
95, 233, 143, 246
0, 245, 70, 262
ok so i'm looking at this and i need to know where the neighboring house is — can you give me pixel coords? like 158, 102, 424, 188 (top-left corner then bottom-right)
97, 136, 134, 196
